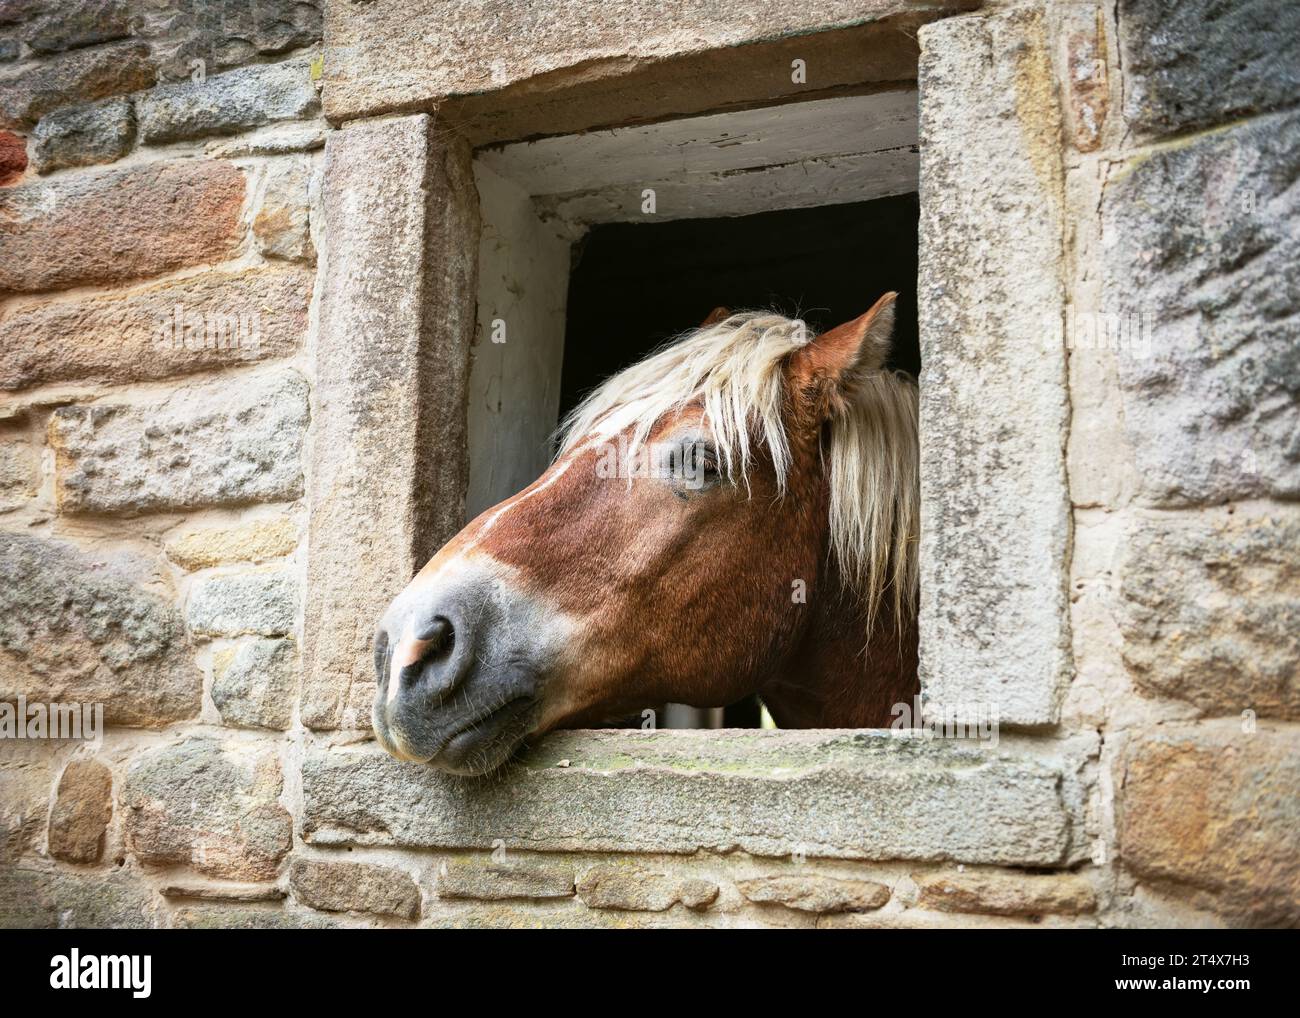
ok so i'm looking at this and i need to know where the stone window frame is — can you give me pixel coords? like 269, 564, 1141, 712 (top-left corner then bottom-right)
299, 6, 1080, 864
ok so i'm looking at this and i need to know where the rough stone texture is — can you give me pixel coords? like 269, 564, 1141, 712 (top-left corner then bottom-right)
0, 533, 199, 727
321, 0, 954, 122
578, 864, 717, 911
186, 568, 297, 638
160, 882, 284, 902
1119, 509, 1300, 720
0, 741, 57, 864
1059, 1, 1108, 152
50, 369, 308, 515
0, 434, 35, 510
1100, 110, 1300, 507
0, 266, 311, 391
917, 7, 1072, 725
0, 868, 154, 929
137, 55, 319, 144
206, 121, 328, 158
211, 638, 296, 729
435, 858, 575, 901
123, 737, 292, 882
140, 0, 323, 82
0, 128, 26, 183
736, 874, 890, 914
47, 758, 113, 863
254, 156, 313, 262
165, 516, 298, 571
1118, 0, 1300, 137
170, 905, 339, 929
289, 858, 420, 919
1121, 721, 1300, 926
301, 114, 478, 729
7, 0, 132, 56
0, 159, 245, 293
31, 95, 134, 172
0, 39, 154, 129
303, 732, 1085, 866
914, 869, 1096, 916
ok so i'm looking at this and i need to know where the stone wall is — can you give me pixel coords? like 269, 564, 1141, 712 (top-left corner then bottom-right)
1, 0, 1296, 929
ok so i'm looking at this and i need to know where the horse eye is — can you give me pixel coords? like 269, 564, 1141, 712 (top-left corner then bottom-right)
690, 443, 719, 477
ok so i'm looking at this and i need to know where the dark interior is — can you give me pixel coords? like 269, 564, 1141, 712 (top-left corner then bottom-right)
560, 192, 921, 424
559, 193, 920, 727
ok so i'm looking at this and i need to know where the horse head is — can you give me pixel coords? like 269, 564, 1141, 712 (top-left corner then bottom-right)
372, 293, 919, 774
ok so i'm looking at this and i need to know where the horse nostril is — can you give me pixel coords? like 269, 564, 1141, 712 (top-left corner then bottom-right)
416, 616, 454, 660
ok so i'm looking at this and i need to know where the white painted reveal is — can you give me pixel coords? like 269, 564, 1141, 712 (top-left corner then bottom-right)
478, 89, 918, 227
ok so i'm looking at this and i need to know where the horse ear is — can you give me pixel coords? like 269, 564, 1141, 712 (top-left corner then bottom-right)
700, 306, 731, 327
794, 292, 897, 398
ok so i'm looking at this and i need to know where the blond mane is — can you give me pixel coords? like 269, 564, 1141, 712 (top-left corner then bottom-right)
557, 312, 919, 634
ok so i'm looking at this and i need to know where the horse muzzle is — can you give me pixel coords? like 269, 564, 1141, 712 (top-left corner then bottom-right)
371, 554, 565, 774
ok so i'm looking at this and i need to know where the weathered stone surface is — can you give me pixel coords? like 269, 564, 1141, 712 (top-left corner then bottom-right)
917, 7, 1071, 726
205, 121, 327, 158
1058, 2, 1108, 151
31, 95, 134, 172
123, 737, 292, 882
254, 156, 313, 262
160, 882, 284, 902
166, 515, 298, 571
736, 874, 890, 914
321, 0, 950, 122
1121, 721, 1300, 925
303, 731, 1084, 865
424, 900, 732, 929
302, 114, 478, 729
435, 858, 574, 901
914, 869, 1096, 916
18, 0, 132, 56
50, 369, 308, 515
578, 864, 717, 911
211, 638, 295, 729
141, 0, 323, 82
47, 758, 113, 863
0, 39, 154, 129
0, 265, 311, 391
1118, 0, 1300, 137
186, 568, 297, 638
1119, 510, 1300, 720
170, 904, 337, 929
1101, 110, 1300, 506
137, 55, 319, 144
0, 434, 35, 510
290, 858, 420, 919
0, 533, 199, 726
0, 740, 57, 864
0, 159, 244, 293
819, 908, 1071, 929
0, 868, 155, 929
0, 128, 25, 183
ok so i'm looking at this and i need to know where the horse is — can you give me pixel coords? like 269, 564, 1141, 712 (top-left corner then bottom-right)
371, 292, 920, 775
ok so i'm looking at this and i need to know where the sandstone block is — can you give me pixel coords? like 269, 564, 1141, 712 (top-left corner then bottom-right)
50, 369, 308, 515
123, 737, 292, 882
0, 158, 244, 292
